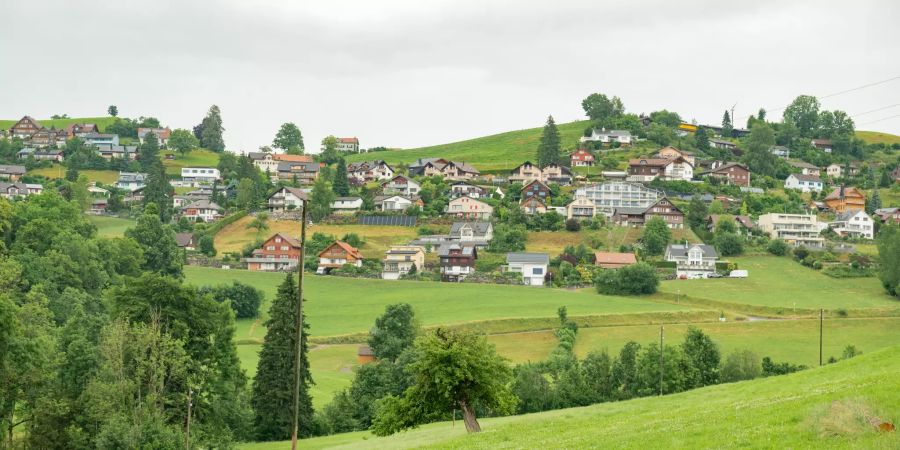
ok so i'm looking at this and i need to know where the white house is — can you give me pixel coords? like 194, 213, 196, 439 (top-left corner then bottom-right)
566, 196, 598, 219
374, 195, 417, 212
82, 133, 119, 147
580, 128, 632, 145
449, 181, 487, 199
137, 128, 172, 146
784, 173, 823, 192
382, 175, 420, 196
449, 222, 493, 245
758, 213, 826, 247
181, 167, 221, 184
665, 244, 719, 279
446, 196, 493, 220
180, 199, 223, 222
268, 186, 308, 213
770, 146, 791, 158
829, 210, 874, 240
331, 196, 363, 214
504, 253, 549, 286
347, 160, 394, 182
116, 172, 147, 190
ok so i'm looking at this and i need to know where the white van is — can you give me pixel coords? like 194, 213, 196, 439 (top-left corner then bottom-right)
729, 270, 748, 278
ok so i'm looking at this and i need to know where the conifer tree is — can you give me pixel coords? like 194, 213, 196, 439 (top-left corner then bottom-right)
721, 110, 733, 138
200, 105, 226, 152
333, 158, 350, 196
138, 131, 160, 172
251, 274, 314, 440
536, 115, 561, 168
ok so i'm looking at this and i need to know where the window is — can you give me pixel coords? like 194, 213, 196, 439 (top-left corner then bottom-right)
532, 267, 543, 275
266, 246, 275, 251
280, 246, 289, 251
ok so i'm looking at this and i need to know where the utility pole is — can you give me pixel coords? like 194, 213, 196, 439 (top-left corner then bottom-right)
291, 196, 309, 450
659, 325, 664, 397
819, 308, 824, 366
185, 388, 193, 450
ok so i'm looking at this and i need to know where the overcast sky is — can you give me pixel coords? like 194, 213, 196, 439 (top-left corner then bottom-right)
2, 0, 899, 153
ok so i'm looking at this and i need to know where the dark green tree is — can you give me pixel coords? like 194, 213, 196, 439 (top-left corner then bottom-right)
721, 110, 733, 138
783, 95, 821, 137
168, 128, 199, 156
368, 303, 418, 362
687, 195, 709, 230
138, 131, 160, 172
641, 216, 671, 256
580, 93, 625, 123
877, 225, 900, 297
536, 115, 561, 168
200, 281, 263, 319
107, 105, 118, 117
694, 126, 710, 151
198, 233, 217, 257
273, 122, 305, 154
124, 204, 183, 277
142, 161, 171, 221
742, 122, 777, 177
681, 327, 721, 388
866, 189, 882, 215
309, 177, 335, 222
333, 158, 350, 196
200, 104, 226, 152
319, 136, 340, 164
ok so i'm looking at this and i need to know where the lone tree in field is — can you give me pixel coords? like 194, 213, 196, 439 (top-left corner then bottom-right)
536, 115, 561, 168
372, 328, 516, 435
107, 105, 118, 117
167, 128, 199, 156
251, 274, 314, 440
368, 303, 418, 362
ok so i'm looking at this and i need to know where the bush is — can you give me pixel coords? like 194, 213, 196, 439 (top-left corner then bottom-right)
198, 234, 217, 257
793, 245, 809, 261
199, 281, 264, 319
714, 232, 743, 256
721, 349, 760, 382
565, 218, 581, 232
594, 263, 659, 295
341, 232, 364, 248
767, 239, 789, 256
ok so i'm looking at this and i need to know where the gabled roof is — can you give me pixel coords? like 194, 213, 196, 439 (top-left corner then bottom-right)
272, 186, 309, 200
175, 233, 195, 247
788, 173, 822, 183
182, 199, 222, 211
521, 196, 547, 207
506, 252, 549, 264
521, 179, 550, 191
594, 252, 637, 265
824, 186, 865, 201
833, 209, 868, 222
269, 232, 302, 248
709, 162, 748, 173
788, 160, 819, 170
337, 137, 359, 144
629, 158, 673, 168
449, 221, 492, 237
0, 165, 27, 175
319, 241, 363, 259
437, 243, 476, 257
666, 244, 718, 259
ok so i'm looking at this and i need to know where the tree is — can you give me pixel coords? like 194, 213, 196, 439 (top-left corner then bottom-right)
273, 122, 305, 154
252, 275, 313, 440
783, 95, 820, 137
368, 304, 418, 362
742, 122, 777, 177
487, 223, 527, 252
167, 128, 199, 156
581, 93, 625, 123
721, 350, 761, 382
246, 212, 270, 238
70, 175, 91, 212
107, 105, 118, 117
142, 161, 171, 221
877, 225, 900, 297
309, 177, 335, 222
536, 115, 561, 168
372, 328, 516, 435
695, 126, 710, 151
641, 216, 671, 256
866, 189, 882, 215
236, 178, 256, 209
594, 262, 659, 295
767, 239, 789, 256
721, 110, 733, 138
649, 110, 682, 128
200, 105, 226, 152
65, 162, 79, 182
319, 136, 340, 165
681, 327, 720, 388
646, 123, 676, 146
124, 204, 183, 277
333, 158, 350, 196
201, 281, 263, 319
198, 233, 217, 257
687, 195, 709, 230
138, 131, 161, 172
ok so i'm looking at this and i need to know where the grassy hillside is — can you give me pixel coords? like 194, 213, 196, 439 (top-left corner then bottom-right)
239, 345, 900, 449
161, 148, 221, 176
0, 116, 119, 132
856, 130, 900, 145
88, 215, 135, 238
345, 120, 592, 171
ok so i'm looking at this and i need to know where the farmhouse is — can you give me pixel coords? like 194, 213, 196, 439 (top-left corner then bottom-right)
594, 252, 637, 269
824, 186, 865, 213
245, 233, 303, 272
0, 182, 37, 199
382, 175, 420, 196
811, 139, 833, 153
8, 116, 42, 139
175, 233, 197, 250
521, 180, 551, 201
612, 197, 684, 229
757, 213, 825, 247
504, 253, 549, 287
575, 181, 662, 217
787, 160, 820, 176
180, 199, 223, 222
829, 209, 874, 240
27, 128, 67, 148
267, 186, 308, 213
521, 196, 548, 215
317, 241, 364, 274
566, 196, 598, 219
331, 196, 363, 214
874, 207, 900, 225
449, 181, 486, 198
0, 165, 26, 181
116, 172, 147, 190
580, 128, 632, 146
137, 127, 172, 146
347, 160, 394, 182
64, 123, 99, 138
701, 162, 750, 186
438, 243, 477, 282
374, 194, 421, 212
382, 245, 425, 280
570, 148, 595, 167
784, 173, 823, 192
446, 196, 493, 220
665, 244, 719, 279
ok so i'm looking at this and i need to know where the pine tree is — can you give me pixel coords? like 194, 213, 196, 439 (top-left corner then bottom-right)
142, 161, 171, 221
251, 274, 314, 440
694, 126, 710, 151
333, 158, 350, 196
867, 190, 882, 215
536, 115, 561, 168
721, 110, 733, 138
200, 105, 226, 152
138, 132, 160, 172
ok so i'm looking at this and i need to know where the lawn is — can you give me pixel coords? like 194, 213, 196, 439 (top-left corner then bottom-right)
238, 345, 900, 449
526, 226, 698, 255
345, 120, 591, 171
658, 255, 897, 311
0, 116, 119, 132
214, 216, 420, 256
28, 167, 119, 184
161, 148, 221, 176
87, 215, 134, 238
856, 130, 900, 145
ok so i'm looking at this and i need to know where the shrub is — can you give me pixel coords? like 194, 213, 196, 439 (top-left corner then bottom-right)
594, 263, 659, 295
565, 218, 581, 232
793, 245, 809, 261
714, 232, 743, 256
767, 239, 789, 256
199, 281, 264, 319
341, 232, 364, 248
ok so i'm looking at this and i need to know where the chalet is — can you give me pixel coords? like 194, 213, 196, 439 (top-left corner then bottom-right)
824, 186, 865, 213
504, 253, 549, 287
449, 222, 493, 245
17, 148, 64, 162
566, 196, 598, 219
770, 145, 791, 158
336, 137, 360, 153
64, 123, 99, 138
825, 162, 860, 179
317, 241, 364, 274
521, 196, 548, 215
449, 181, 486, 199
180, 199, 223, 222
521, 180, 551, 201
0, 165, 25, 182
788, 160, 821, 176
594, 252, 637, 269
138, 128, 172, 146
374, 195, 421, 212
542, 163, 573, 185
811, 139, 833, 153
8, 116, 42, 139
612, 197, 684, 229
95, 144, 138, 160
701, 162, 750, 186
331, 196, 363, 214
874, 207, 900, 225
268, 186, 308, 213
82, 133, 120, 147
0, 182, 32, 199
706, 215, 754, 234
116, 172, 147, 190
627, 157, 693, 182
124, 186, 145, 204
570, 148, 595, 167
276, 161, 320, 184
245, 233, 303, 271
657, 146, 696, 166
382, 175, 420, 196
89, 198, 108, 215
784, 173, 823, 192
438, 243, 477, 282
580, 128, 632, 146
248, 152, 314, 174
829, 210, 874, 240
408, 158, 480, 180
382, 245, 425, 280
708, 139, 738, 151
508, 161, 544, 184
665, 244, 719, 279
28, 128, 67, 148
175, 233, 197, 250
446, 196, 493, 220
347, 160, 394, 182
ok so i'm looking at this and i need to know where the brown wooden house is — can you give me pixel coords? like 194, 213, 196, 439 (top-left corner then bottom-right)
245, 233, 303, 271
8, 116, 42, 139
824, 186, 865, 213
613, 197, 684, 229
317, 241, 364, 274
703, 162, 751, 186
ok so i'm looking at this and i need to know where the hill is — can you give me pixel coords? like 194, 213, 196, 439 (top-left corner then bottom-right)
856, 130, 900, 145
0, 116, 119, 132
239, 345, 900, 449
345, 120, 592, 171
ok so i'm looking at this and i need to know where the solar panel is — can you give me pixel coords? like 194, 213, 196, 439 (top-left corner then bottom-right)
357, 215, 417, 227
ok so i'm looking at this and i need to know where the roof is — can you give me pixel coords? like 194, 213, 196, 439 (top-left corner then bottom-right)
824, 186, 864, 201
182, 199, 222, 210
273, 186, 309, 200
347, 160, 390, 172
338, 137, 359, 144
117, 172, 148, 182
357, 345, 374, 356
437, 243, 476, 257
811, 139, 833, 146
709, 162, 748, 173
506, 252, 550, 264
320, 241, 364, 260
594, 252, 637, 265
788, 173, 822, 183
613, 206, 650, 215
770, 145, 791, 153
269, 232, 302, 248
175, 233, 195, 247
0, 165, 27, 175
277, 161, 320, 172
449, 221, 492, 237
708, 138, 737, 146
834, 210, 867, 222
592, 129, 632, 137
708, 215, 754, 229
629, 158, 672, 167
137, 127, 172, 139
666, 244, 718, 259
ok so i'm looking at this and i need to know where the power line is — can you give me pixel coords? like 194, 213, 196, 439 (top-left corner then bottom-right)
856, 113, 900, 126
850, 103, 900, 117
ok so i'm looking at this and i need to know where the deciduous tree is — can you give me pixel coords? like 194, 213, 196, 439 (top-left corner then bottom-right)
641, 216, 671, 256
273, 122, 304, 154
167, 128, 199, 156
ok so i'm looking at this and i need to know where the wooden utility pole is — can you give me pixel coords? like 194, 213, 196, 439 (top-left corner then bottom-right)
819, 308, 824, 366
185, 388, 193, 450
659, 325, 664, 397
291, 198, 309, 450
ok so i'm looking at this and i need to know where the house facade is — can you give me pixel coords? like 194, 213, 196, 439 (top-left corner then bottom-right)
824, 186, 865, 213
829, 210, 874, 240
245, 233, 303, 271
579, 128, 632, 145
758, 213, 825, 247
770, 146, 791, 158
248, 152, 314, 174
594, 252, 637, 269
276, 161, 320, 184
317, 241, 364, 274
521, 180, 551, 201
438, 243, 477, 282
181, 167, 221, 184
665, 244, 719, 279
627, 157, 693, 182
575, 181, 662, 217
180, 200, 223, 222
374, 195, 420, 212
612, 197, 684, 229
382, 245, 425, 280
449, 181, 486, 198
331, 196, 363, 214
703, 162, 750, 186
811, 139, 833, 153
8, 116, 42, 139
137, 128, 172, 146
17, 148, 64, 162
267, 186, 308, 213
82, 133, 120, 147
446, 196, 493, 220
382, 175, 420, 196
336, 137, 360, 153
566, 196, 598, 219
116, 172, 147, 190
508, 162, 573, 185
657, 146, 695, 166
449, 221, 493, 245
408, 158, 480, 180
347, 160, 394, 182
521, 196, 547, 215
784, 173, 823, 192
504, 253, 549, 286
570, 148, 595, 167
788, 161, 821, 176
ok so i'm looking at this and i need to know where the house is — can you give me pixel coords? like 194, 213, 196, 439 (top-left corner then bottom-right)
521, 196, 548, 215
575, 181, 662, 217
449, 222, 493, 245
317, 241, 364, 274
357, 345, 376, 365
382, 175, 420, 196
0, 165, 26, 182
757, 213, 825, 247
542, 163, 573, 185
708, 139, 738, 151
137, 128, 172, 146
382, 245, 425, 280
706, 215, 754, 234
336, 137, 360, 153
579, 128, 633, 146
64, 123, 99, 138
27, 128, 67, 148
566, 196, 598, 219
175, 233, 197, 250
347, 160, 394, 182
88, 183, 110, 197
570, 148, 595, 167
180, 199, 223, 222
124, 186, 145, 204
446, 196, 493, 220
116, 172, 148, 190
770, 145, 791, 158
594, 252, 637, 269
408, 158, 480, 180
449, 181, 486, 199
267, 187, 308, 213
612, 197, 684, 229
245, 233, 303, 271
275, 161, 320, 184
829, 210, 874, 240
665, 244, 719, 279
82, 133, 120, 147
811, 139, 833, 153
8, 116, 42, 139
657, 146, 696, 166
181, 167, 221, 184
788, 160, 821, 176
521, 180, 551, 200
627, 157, 693, 182
331, 196, 363, 214
95, 144, 138, 160
248, 152, 314, 174
701, 162, 750, 186
874, 207, 900, 225
825, 162, 860, 179
504, 253, 549, 286
438, 243, 477, 282
89, 198, 108, 215
17, 148, 64, 162
0, 182, 32, 199
508, 161, 544, 184
824, 186, 866, 213
374, 194, 420, 212
784, 173, 823, 192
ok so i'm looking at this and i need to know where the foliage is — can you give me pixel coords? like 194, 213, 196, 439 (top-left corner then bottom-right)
721, 110, 733, 138
581, 92, 625, 124
536, 115, 561, 168
767, 239, 789, 256
309, 177, 336, 222
761, 357, 807, 376
742, 123, 777, 177
714, 232, 743, 256
487, 223, 527, 252
682, 327, 721, 388
721, 349, 761, 382
641, 216, 671, 256
107, 105, 118, 117
368, 303, 419, 362
565, 218, 581, 232
199, 105, 226, 152
876, 225, 900, 297
594, 262, 659, 295
124, 205, 183, 277
782, 95, 821, 137
273, 122, 305, 154
168, 128, 199, 156
333, 158, 350, 196
319, 136, 340, 165
200, 281, 263, 319
198, 233, 217, 257
687, 195, 708, 230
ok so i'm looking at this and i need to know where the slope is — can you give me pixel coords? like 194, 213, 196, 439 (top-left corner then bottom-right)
239, 345, 900, 449
0, 116, 119, 132
856, 130, 900, 145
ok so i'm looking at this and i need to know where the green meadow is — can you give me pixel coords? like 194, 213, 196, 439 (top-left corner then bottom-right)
88, 215, 135, 238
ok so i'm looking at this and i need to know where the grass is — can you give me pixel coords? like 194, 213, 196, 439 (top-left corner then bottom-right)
345, 120, 592, 171
238, 345, 900, 449
0, 116, 119, 132
856, 130, 900, 145
88, 215, 134, 238
526, 227, 698, 255
161, 148, 221, 176
657, 255, 898, 311
28, 167, 119, 184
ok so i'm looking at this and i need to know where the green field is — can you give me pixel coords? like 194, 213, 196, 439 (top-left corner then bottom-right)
0, 116, 119, 133
239, 345, 900, 449
526, 226, 699, 255
161, 148, 221, 176
856, 130, 900, 145
28, 167, 119, 184
88, 215, 135, 238
345, 120, 591, 171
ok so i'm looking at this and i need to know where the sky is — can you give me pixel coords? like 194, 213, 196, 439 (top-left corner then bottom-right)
1, 0, 899, 153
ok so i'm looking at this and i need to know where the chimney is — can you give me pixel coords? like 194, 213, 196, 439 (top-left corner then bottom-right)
839, 184, 845, 199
